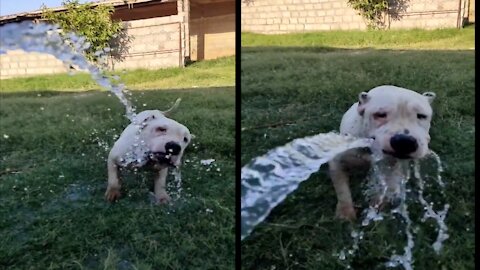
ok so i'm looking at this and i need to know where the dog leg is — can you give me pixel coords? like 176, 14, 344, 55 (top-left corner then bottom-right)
154, 168, 171, 204
329, 159, 356, 221
105, 158, 122, 202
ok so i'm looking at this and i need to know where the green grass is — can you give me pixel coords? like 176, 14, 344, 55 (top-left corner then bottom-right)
242, 25, 475, 50
0, 56, 235, 92
0, 87, 235, 269
241, 29, 474, 269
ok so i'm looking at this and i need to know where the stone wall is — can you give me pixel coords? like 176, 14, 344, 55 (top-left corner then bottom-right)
242, 0, 465, 34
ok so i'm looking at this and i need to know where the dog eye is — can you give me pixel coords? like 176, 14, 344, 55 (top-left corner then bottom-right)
156, 127, 167, 132
373, 112, 387, 119
183, 137, 189, 143
417, 114, 427, 120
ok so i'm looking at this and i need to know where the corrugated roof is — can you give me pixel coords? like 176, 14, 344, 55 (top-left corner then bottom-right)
0, 0, 165, 24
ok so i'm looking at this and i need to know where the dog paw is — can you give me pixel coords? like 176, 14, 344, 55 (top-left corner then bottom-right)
155, 192, 171, 205
335, 202, 357, 221
105, 187, 121, 202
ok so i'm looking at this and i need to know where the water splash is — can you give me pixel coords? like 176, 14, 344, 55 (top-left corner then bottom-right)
172, 167, 183, 200
0, 21, 190, 201
241, 132, 373, 240
385, 162, 415, 270
241, 132, 449, 269
332, 151, 449, 270
412, 155, 449, 254
428, 150, 445, 188
0, 21, 136, 120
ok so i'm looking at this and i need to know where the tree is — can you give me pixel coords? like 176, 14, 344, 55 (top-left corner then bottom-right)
41, 0, 124, 63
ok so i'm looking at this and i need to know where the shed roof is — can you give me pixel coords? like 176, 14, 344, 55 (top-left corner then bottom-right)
0, 0, 168, 24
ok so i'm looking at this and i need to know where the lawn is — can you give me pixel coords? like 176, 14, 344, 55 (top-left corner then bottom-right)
241, 27, 474, 270
0, 57, 235, 268
242, 24, 474, 50
0, 56, 235, 92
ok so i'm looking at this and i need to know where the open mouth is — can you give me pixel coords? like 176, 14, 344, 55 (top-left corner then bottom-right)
382, 150, 412, 159
147, 152, 176, 167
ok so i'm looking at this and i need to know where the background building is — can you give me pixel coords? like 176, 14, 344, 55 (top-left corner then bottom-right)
0, 0, 235, 79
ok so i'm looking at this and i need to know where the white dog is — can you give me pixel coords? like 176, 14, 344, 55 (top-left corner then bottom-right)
105, 99, 192, 203
328, 85, 436, 220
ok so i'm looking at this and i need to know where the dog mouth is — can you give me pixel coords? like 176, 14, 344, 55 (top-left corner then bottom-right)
382, 150, 412, 159
147, 152, 176, 167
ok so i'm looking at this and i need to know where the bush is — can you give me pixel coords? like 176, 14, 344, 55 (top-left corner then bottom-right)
41, 0, 124, 63
347, 0, 389, 29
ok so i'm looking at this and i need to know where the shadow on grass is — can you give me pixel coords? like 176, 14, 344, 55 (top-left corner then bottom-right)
0, 85, 235, 97
242, 45, 474, 54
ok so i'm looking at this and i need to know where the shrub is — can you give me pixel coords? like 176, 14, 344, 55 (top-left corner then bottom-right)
347, 0, 389, 29
41, 0, 124, 63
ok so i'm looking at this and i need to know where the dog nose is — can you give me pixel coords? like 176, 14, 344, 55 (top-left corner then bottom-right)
390, 134, 418, 155
165, 141, 181, 155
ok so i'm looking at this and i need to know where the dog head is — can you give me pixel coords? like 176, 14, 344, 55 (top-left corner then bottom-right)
133, 100, 191, 168
357, 86, 435, 159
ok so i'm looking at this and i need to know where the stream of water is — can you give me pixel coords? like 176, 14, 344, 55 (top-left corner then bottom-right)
241, 132, 449, 270
241, 132, 373, 239
0, 21, 135, 119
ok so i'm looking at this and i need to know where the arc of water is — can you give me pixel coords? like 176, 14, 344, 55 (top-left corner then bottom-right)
0, 21, 136, 120
241, 132, 373, 240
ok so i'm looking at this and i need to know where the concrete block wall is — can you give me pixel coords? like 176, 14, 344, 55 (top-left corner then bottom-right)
111, 15, 182, 70
190, 14, 236, 61
0, 15, 182, 79
242, 0, 461, 34
0, 50, 69, 79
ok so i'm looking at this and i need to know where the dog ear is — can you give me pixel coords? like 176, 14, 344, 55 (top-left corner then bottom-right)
422, 92, 436, 104
357, 92, 369, 116
162, 98, 181, 117
358, 92, 369, 104
132, 110, 161, 125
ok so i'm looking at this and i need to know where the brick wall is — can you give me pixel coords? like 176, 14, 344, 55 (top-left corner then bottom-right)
111, 15, 182, 70
189, 0, 236, 61
190, 14, 236, 61
0, 15, 182, 79
469, 0, 474, 22
0, 50, 68, 79
242, 0, 463, 34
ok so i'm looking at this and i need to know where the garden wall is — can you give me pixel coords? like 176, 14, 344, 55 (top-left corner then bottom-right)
242, 0, 467, 34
